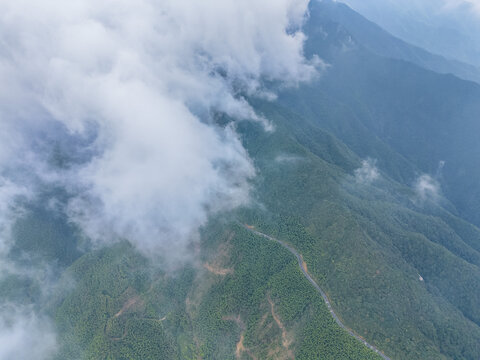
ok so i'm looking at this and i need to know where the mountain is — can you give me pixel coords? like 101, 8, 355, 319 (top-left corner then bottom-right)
341, 0, 480, 69
306, 0, 480, 84
43, 88, 480, 359
2, 1, 480, 360
288, 0, 480, 230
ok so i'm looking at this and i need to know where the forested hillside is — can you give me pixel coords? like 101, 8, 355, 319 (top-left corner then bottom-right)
1, 1, 480, 359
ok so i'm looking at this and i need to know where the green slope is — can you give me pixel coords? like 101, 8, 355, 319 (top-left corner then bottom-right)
307, 0, 480, 84
237, 103, 480, 359
46, 99, 480, 359
281, 0, 480, 229
50, 225, 383, 359
3, 3, 480, 359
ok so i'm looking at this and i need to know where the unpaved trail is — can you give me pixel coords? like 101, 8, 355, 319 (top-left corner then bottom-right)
267, 295, 295, 359
242, 225, 392, 360
223, 315, 257, 360
236, 334, 246, 358
204, 263, 234, 276
115, 296, 141, 318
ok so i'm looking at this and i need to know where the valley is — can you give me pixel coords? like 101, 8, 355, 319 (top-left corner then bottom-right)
242, 224, 392, 360
1, 1, 480, 359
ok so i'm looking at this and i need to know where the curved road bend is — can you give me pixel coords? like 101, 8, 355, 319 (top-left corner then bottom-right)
243, 225, 392, 360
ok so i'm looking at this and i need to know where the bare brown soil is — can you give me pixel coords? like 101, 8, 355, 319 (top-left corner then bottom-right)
115, 296, 142, 318
203, 262, 234, 276
267, 295, 295, 359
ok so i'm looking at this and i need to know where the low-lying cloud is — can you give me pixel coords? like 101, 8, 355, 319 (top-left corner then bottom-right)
0, 305, 57, 360
414, 174, 441, 202
0, 177, 33, 270
0, 1, 317, 357
0, 0, 317, 261
354, 158, 380, 185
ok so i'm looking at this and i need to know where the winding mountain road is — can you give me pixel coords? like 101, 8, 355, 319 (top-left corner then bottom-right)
243, 225, 392, 360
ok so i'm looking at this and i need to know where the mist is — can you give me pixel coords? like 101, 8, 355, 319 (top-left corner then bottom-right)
414, 174, 441, 203
354, 159, 380, 185
0, 305, 57, 360
340, 0, 480, 67
0, 0, 317, 261
0, 1, 320, 358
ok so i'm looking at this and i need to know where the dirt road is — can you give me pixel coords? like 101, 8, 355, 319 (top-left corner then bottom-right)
242, 225, 392, 360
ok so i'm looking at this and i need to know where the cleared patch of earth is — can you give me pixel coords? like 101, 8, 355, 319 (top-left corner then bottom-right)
267, 295, 295, 359
115, 295, 142, 318
203, 263, 234, 276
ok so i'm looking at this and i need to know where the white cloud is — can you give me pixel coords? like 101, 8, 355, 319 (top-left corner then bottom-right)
0, 0, 316, 262
0, 1, 317, 355
354, 159, 380, 185
0, 178, 32, 261
414, 174, 441, 202
0, 305, 57, 360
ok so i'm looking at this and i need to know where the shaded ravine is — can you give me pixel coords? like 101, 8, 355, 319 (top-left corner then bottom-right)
243, 225, 392, 360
